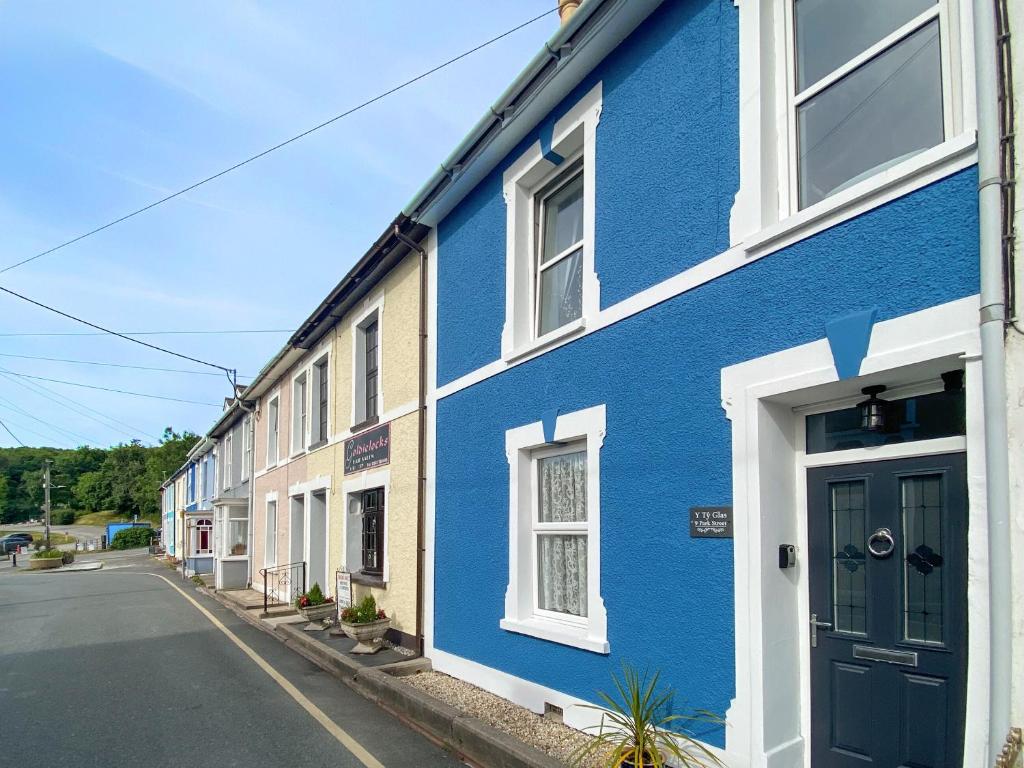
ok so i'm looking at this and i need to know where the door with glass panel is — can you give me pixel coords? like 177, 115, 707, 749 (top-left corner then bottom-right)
807, 454, 966, 768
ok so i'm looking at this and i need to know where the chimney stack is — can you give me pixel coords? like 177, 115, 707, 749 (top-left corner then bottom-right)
558, 0, 581, 26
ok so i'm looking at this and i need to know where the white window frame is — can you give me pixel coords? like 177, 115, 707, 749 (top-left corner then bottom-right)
311, 354, 331, 446
351, 298, 384, 428
501, 403, 608, 654
242, 416, 251, 481
266, 394, 280, 469
222, 433, 233, 492
501, 82, 601, 362
291, 371, 308, 455
730, 0, 976, 253
265, 494, 278, 569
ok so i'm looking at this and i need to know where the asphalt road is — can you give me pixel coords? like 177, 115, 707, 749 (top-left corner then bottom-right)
0, 552, 462, 768
0, 522, 108, 542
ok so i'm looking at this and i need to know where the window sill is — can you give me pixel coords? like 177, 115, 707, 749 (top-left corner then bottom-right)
505, 317, 587, 364
500, 616, 609, 654
308, 439, 328, 452
218, 554, 249, 561
351, 573, 386, 588
742, 132, 977, 259
289, 449, 306, 460
350, 417, 380, 434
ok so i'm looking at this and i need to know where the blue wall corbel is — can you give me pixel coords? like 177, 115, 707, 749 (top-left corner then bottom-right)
540, 124, 564, 167
825, 307, 878, 380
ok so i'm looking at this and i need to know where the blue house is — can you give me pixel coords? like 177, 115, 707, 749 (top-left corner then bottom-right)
418, 1, 999, 766
182, 437, 216, 576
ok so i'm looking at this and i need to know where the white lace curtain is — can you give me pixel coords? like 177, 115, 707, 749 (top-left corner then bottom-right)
538, 451, 588, 617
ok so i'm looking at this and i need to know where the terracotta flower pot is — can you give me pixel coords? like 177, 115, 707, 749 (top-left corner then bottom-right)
336, 617, 390, 654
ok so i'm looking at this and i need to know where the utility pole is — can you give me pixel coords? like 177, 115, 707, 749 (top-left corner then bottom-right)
43, 459, 52, 551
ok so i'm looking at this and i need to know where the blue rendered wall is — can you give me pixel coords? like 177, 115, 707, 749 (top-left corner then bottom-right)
434, 163, 979, 747
437, 0, 739, 386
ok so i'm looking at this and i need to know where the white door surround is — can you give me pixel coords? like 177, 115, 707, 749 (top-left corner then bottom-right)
720, 294, 989, 768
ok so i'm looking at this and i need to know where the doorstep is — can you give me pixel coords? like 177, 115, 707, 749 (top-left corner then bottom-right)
204, 587, 564, 768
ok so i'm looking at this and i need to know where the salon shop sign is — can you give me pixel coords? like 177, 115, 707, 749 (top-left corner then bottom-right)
344, 422, 391, 474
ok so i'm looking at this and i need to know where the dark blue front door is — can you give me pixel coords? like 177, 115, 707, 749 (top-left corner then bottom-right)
808, 453, 967, 767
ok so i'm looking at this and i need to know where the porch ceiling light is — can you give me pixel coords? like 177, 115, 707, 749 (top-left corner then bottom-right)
857, 385, 888, 432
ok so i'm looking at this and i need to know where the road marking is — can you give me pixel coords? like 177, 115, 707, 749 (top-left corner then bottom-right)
147, 572, 386, 768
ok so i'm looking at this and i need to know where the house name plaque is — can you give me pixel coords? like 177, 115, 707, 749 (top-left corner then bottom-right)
344, 422, 391, 474
689, 506, 733, 538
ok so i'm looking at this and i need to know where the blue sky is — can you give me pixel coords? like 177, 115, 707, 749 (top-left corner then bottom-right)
0, 1, 555, 449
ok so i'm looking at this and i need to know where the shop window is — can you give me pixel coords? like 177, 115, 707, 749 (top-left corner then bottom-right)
360, 488, 384, 576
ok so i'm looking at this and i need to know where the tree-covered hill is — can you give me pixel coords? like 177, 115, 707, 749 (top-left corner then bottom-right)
0, 428, 198, 525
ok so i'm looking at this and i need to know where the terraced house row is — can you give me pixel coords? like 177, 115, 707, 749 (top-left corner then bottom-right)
161, 1, 1024, 766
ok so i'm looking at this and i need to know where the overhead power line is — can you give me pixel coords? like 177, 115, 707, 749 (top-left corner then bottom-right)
0, 368, 221, 407
0, 351, 251, 377
0, 395, 103, 446
0, 8, 557, 275
0, 329, 292, 337
0, 417, 26, 447
0, 370, 159, 442
0, 284, 236, 377
0, 413, 75, 448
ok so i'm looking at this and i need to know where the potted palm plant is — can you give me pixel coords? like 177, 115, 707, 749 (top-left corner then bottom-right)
333, 595, 390, 654
295, 582, 335, 630
571, 663, 725, 768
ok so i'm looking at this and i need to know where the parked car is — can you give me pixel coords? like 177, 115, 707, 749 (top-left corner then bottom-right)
0, 533, 34, 553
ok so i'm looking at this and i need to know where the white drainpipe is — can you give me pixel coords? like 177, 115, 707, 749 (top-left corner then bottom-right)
973, 0, 1012, 759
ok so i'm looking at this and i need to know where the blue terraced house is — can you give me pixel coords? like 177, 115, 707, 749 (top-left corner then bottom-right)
181, 436, 216, 576
411, 1, 1015, 766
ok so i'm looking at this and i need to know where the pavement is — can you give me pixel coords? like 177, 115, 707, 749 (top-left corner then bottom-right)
0, 550, 463, 768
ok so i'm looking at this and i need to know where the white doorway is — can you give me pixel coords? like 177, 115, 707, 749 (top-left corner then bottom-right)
289, 495, 305, 598
308, 490, 329, 597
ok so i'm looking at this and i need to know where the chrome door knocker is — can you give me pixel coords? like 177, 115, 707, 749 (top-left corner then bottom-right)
867, 527, 896, 559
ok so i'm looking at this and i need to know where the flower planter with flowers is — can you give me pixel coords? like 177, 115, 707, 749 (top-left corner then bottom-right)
332, 595, 390, 654
295, 582, 335, 630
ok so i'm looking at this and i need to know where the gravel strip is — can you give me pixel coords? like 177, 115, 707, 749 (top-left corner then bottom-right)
405, 670, 609, 768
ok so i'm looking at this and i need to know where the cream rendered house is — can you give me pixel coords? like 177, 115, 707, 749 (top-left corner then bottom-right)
248, 221, 428, 651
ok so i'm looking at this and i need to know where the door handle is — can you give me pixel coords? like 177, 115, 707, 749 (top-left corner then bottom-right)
867, 527, 896, 558
810, 613, 833, 648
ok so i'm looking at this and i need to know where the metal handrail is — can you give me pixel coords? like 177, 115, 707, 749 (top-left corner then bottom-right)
259, 561, 306, 613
